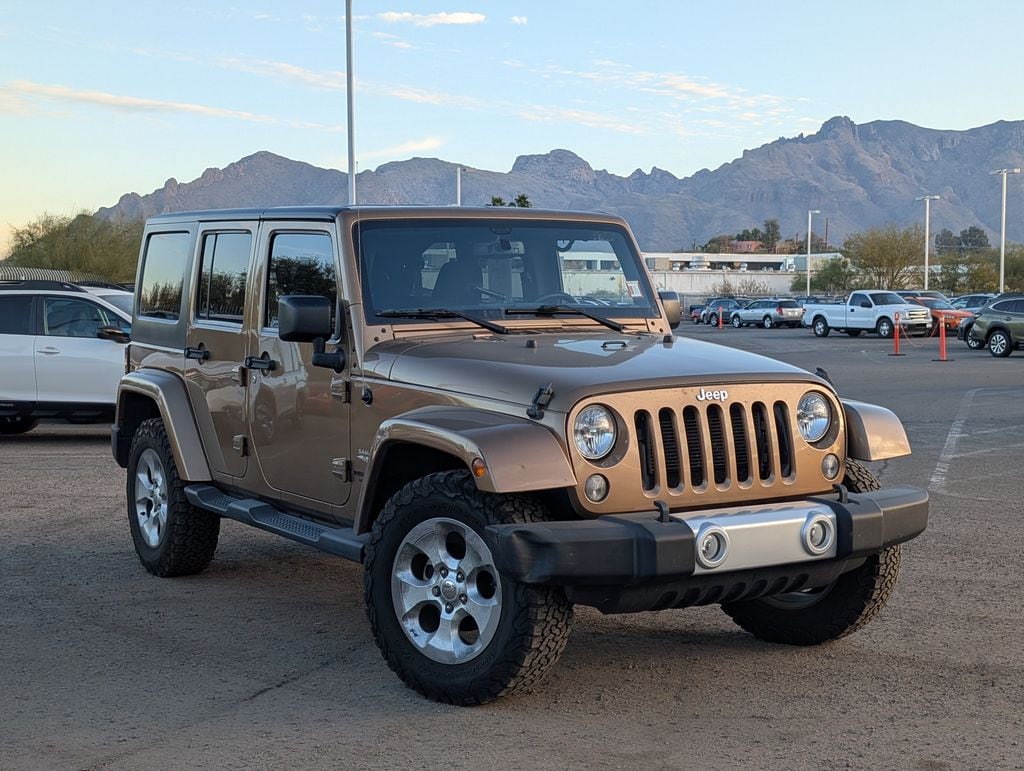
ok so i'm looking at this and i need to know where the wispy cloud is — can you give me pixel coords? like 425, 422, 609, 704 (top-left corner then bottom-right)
361, 136, 444, 160
4, 80, 344, 131
510, 16, 528, 25
217, 57, 347, 90
378, 11, 485, 27
517, 104, 647, 135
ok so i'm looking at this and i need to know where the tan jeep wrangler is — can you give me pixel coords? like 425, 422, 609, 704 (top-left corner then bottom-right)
112, 206, 928, 705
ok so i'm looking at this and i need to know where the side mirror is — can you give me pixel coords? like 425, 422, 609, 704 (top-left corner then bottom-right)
658, 290, 682, 329
97, 325, 130, 344
277, 295, 345, 372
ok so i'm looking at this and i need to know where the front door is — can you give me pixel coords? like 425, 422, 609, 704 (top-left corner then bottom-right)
184, 226, 254, 478
247, 223, 351, 511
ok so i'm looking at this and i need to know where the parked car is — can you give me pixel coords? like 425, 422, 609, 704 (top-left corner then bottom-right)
956, 315, 984, 350
896, 290, 949, 302
0, 279, 132, 434
801, 291, 932, 338
730, 298, 804, 328
905, 297, 973, 336
968, 293, 1024, 357
689, 304, 706, 324
949, 293, 996, 311
699, 297, 749, 326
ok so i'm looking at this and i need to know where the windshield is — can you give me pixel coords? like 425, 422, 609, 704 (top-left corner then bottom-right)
920, 298, 953, 310
870, 292, 904, 305
355, 219, 657, 325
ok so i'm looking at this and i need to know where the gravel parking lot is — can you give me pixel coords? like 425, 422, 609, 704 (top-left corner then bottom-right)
3, 326, 1022, 770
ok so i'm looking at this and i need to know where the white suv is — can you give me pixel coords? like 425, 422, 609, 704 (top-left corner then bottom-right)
0, 280, 131, 434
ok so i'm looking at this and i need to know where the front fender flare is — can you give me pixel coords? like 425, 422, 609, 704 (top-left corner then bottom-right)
354, 407, 576, 533
842, 399, 911, 461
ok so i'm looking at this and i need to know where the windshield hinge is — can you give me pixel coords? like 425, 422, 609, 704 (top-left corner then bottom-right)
526, 382, 554, 420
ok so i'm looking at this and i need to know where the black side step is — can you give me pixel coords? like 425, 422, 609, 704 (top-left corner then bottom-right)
185, 484, 367, 563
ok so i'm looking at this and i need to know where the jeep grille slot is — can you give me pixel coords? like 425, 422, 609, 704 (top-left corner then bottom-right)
682, 406, 705, 487
658, 407, 682, 489
752, 402, 773, 480
773, 401, 794, 478
706, 405, 728, 484
635, 410, 657, 491
730, 403, 750, 483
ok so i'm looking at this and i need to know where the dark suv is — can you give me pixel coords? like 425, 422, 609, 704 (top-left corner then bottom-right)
969, 294, 1024, 357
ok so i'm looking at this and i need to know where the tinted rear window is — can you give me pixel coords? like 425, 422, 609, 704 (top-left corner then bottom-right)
777, 300, 798, 308
139, 232, 191, 320
0, 295, 32, 335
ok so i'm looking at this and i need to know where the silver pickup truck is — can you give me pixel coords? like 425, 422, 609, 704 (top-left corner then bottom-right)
802, 290, 932, 338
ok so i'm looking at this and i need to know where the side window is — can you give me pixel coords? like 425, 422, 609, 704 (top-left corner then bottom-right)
1010, 300, 1024, 314
850, 293, 868, 308
139, 232, 190, 320
0, 296, 33, 335
264, 232, 337, 330
43, 298, 112, 338
991, 300, 1011, 313
196, 231, 251, 324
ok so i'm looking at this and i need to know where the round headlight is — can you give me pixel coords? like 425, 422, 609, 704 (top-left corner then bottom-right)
797, 392, 831, 443
574, 405, 617, 460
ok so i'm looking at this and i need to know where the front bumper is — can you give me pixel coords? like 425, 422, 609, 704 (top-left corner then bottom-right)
487, 486, 927, 612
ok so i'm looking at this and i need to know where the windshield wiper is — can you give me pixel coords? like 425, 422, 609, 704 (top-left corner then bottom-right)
376, 308, 511, 335
505, 304, 629, 333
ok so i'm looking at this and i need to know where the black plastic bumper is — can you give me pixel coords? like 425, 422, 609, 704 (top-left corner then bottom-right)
487, 485, 928, 588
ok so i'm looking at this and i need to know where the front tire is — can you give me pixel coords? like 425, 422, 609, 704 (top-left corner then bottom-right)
762, 315, 774, 329
876, 318, 894, 338
732, 315, 743, 328
364, 471, 573, 705
127, 418, 220, 577
812, 317, 830, 337
721, 459, 902, 645
0, 416, 38, 435
988, 329, 1012, 357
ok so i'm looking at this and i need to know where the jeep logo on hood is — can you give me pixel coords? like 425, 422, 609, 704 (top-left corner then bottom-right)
695, 387, 728, 402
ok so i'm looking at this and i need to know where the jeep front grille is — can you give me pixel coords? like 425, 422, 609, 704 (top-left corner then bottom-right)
637, 400, 793, 493
569, 384, 842, 513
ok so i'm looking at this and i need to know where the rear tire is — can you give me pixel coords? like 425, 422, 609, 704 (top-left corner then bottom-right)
812, 317, 830, 337
708, 313, 719, 327
722, 459, 900, 646
127, 418, 220, 577
0, 416, 38, 435
364, 470, 573, 705
966, 335, 984, 351
988, 329, 1012, 357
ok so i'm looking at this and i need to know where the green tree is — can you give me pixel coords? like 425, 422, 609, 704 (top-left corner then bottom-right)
488, 196, 506, 207
841, 224, 923, 289
5, 212, 143, 282
762, 219, 781, 252
701, 234, 732, 253
959, 226, 990, 251
513, 193, 532, 208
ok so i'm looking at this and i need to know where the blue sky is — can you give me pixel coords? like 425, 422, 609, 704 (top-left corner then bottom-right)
2, 1, 1022, 253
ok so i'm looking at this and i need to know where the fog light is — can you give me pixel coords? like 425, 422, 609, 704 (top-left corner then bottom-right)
695, 525, 729, 569
584, 474, 609, 503
802, 512, 836, 555
821, 453, 840, 480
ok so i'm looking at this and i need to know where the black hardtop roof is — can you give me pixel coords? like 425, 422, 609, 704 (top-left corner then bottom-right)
145, 205, 619, 225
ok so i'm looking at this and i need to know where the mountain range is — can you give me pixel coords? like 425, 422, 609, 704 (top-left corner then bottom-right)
97, 116, 1024, 251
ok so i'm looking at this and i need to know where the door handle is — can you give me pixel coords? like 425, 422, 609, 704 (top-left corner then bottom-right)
185, 346, 210, 361
36, 346, 61, 355
244, 355, 277, 372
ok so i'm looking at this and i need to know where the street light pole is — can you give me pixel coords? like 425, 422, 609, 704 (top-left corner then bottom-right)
991, 168, 1021, 293
345, 0, 356, 205
806, 209, 820, 296
916, 195, 940, 290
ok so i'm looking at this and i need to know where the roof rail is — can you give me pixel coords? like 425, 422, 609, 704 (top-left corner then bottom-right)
0, 279, 87, 292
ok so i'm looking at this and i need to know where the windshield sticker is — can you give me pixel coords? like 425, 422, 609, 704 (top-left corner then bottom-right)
626, 280, 642, 298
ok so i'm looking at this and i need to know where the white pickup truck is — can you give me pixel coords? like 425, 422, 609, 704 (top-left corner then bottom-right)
801, 290, 932, 338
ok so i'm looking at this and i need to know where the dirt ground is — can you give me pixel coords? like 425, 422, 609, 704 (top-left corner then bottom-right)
2, 328, 1022, 769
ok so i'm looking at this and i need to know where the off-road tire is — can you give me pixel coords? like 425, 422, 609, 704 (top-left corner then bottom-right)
127, 418, 220, 577
812, 317, 830, 337
876, 317, 894, 338
0, 416, 38, 435
762, 315, 774, 329
364, 470, 573, 705
722, 459, 902, 645
988, 329, 1012, 358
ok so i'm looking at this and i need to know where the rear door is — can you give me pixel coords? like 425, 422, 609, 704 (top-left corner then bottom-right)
35, 295, 128, 405
184, 225, 255, 478
247, 223, 352, 511
0, 294, 37, 408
